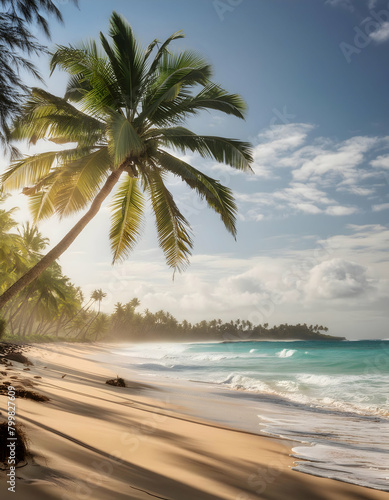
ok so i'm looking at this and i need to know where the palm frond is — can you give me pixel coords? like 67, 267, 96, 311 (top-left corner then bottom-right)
11, 88, 105, 145
1, 151, 58, 191
27, 171, 64, 222
107, 112, 144, 167
109, 175, 145, 263
145, 167, 193, 272
156, 150, 237, 237
64, 73, 90, 102
50, 43, 121, 114
54, 148, 111, 216
140, 51, 212, 121
148, 83, 247, 126
99, 12, 146, 109
153, 127, 253, 171
146, 30, 185, 79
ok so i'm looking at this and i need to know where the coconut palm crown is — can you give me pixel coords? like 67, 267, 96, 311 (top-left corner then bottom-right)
0, 12, 253, 308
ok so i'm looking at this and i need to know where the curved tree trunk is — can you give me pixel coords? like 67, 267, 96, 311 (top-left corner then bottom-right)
0, 169, 123, 310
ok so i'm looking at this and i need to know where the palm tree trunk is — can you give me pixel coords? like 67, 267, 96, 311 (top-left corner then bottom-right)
54, 310, 67, 338
0, 169, 123, 310
61, 298, 93, 329
23, 298, 41, 338
80, 312, 97, 341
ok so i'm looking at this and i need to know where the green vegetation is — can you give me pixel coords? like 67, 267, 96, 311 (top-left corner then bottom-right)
105, 303, 342, 342
0, 11, 253, 310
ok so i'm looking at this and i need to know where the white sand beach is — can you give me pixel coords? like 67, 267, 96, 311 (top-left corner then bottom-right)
0, 343, 388, 500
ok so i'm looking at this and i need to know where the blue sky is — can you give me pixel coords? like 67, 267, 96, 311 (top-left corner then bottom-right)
2, 0, 389, 338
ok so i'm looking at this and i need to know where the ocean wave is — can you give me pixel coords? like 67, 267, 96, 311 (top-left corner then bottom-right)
137, 362, 203, 372
218, 373, 389, 418
276, 348, 297, 358
190, 353, 243, 362
220, 373, 272, 393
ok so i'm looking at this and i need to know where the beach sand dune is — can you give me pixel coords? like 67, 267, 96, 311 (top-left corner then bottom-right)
1, 344, 388, 500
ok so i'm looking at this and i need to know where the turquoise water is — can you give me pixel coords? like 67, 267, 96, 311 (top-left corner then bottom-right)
104, 340, 389, 491
122, 340, 389, 416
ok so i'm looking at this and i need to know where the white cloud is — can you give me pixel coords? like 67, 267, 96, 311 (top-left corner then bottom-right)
232, 124, 389, 221
372, 202, 389, 212
369, 21, 389, 43
236, 183, 359, 218
251, 123, 315, 177
74, 224, 388, 338
293, 136, 377, 183
325, 0, 354, 11
274, 182, 333, 205
337, 186, 375, 196
304, 258, 373, 299
325, 205, 358, 216
371, 154, 389, 169
294, 203, 322, 215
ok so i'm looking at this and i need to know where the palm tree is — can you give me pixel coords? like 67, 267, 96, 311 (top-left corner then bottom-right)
0, 0, 78, 149
0, 12, 253, 310
80, 288, 106, 340
91, 289, 107, 315
0, 194, 23, 292
18, 221, 49, 256
91, 313, 109, 342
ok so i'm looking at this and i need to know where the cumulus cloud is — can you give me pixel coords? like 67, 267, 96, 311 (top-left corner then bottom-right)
371, 154, 389, 169
251, 123, 315, 177
292, 136, 378, 183
304, 258, 374, 299
236, 182, 359, 218
233, 123, 389, 221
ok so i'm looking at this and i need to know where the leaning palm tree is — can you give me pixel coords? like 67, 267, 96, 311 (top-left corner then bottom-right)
80, 288, 107, 340
0, 11, 253, 310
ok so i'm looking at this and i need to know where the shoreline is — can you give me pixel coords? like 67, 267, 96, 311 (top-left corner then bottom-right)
0, 342, 388, 500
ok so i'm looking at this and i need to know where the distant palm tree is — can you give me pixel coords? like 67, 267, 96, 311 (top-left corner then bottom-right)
80, 288, 106, 340
0, 12, 252, 310
18, 222, 49, 256
91, 313, 109, 341
128, 297, 140, 311
91, 289, 107, 315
